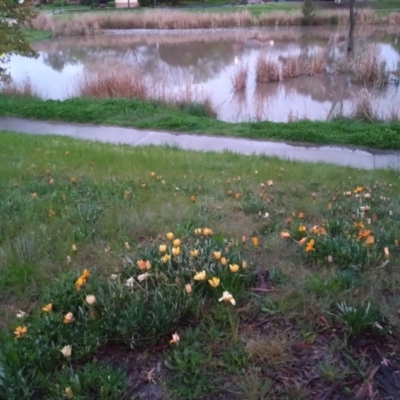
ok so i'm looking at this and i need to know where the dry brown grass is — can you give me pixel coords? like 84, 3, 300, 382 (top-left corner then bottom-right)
230, 64, 248, 92
255, 54, 281, 83
0, 77, 39, 97
351, 45, 388, 85
281, 56, 301, 79
76, 64, 216, 117
30, 9, 400, 37
303, 49, 327, 76
351, 88, 377, 122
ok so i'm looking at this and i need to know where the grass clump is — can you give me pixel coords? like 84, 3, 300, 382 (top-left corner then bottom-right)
1, 132, 400, 398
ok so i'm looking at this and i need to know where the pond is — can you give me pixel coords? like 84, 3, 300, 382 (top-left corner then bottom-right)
7, 26, 400, 122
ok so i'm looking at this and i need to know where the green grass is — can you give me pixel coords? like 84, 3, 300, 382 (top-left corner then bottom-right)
2, 95, 400, 150
23, 28, 52, 43
1, 130, 400, 399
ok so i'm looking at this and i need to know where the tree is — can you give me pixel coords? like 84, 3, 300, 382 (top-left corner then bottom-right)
302, 0, 316, 26
0, 0, 37, 83
347, 0, 357, 52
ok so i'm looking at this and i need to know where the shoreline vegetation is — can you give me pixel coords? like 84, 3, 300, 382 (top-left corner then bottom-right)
1, 95, 400, 150
30, 8, 400, 37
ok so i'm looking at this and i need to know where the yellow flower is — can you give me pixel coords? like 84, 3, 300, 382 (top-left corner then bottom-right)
219, 291, 236, 306
366, 235, 375, 245
280, 231, 290, 238
124, 190, 131, 198
159, 244, 167, 253
172, 247, 181, 256
65, 387, 73, 399
170, 332, 180, 344
161, 254, 171, 264
190, 249, 199, 258
235, 193, 241, 199
75, 276, 86, 290
242, 261, 247, 269
42, 303, 52, 313
194, 228, 202, 235
193, 270, 206, 281
185, 284, 192, 294
354, 186, 363, 193
191, 195, 196, 203
14, 326, 27, 339
63, 312, 74, 324
173, 239, 181, 247
298, 225, 306, 232
252, 237, 259, 247
85, 295, 96, 305
60, 345, 72, 359
221, 257, 227, 266
49, 178, 55, 185
306, 239, 315, 252
354, 222, 365, 229
166, 232, 174, 241
208, 277, 220, 288
214, 251, 221, 260
203, 228, 213, 236
72, 244, 77, 253
229, 264, 240, 273
150, 171, 155, 177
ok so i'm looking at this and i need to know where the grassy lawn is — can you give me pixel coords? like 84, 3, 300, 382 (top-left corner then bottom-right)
1, 95, 400, 150
1, 131, 400, 399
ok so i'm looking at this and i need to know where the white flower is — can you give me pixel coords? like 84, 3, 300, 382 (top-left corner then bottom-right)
85, 295, 96, 306
60, 345, 72, 359
264, 212, 269, 218
170, 332, 180, 344
110, 274, 119, 281
219, 291, 236, 306
267, 180, 273, 186
16, 310, 26, 318
137, 273, 150, 282
125, 277, 135, 288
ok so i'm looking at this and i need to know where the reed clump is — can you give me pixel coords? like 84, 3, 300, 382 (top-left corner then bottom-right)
230, 64, 248, 92
255, 54, 281, 83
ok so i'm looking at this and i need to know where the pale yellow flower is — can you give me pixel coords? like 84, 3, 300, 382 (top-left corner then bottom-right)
16, 310, 26, 319
159, 244, 167, 253
138, 273, 151, 282
214, 251, 221, 260
267, 180, 273, 186
190, 249, 199, 258
161, 254, 171, 264
219, 291, 236, 306
185, 284, 192, 294
221, 257, 227, 266
60, 345, 72, 359
72, 244, 77, 252
170, 332, 180, 344
173, 239, 181, 247
172, 247, 181, 256
242, 261, 247, 269
193, 270, 206, 281
280, 232, 290, 238
125, 242, 130, 250
195, 228, 202, 235
229, 264, 240, 273
203, 228, 213, 236
242, 235, 247, 243
65, 387, 73, 399
166, 232, 174, 240
85, 295, 96, 306
63, 312, 74, 324
14, 326, 27, 339
208, 277, 220, 288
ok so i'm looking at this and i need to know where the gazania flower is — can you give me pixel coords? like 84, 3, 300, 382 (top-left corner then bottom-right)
306, 239, 315, 252
125, 242, 130, 250
298, 212, 304, 219
193, 270, 206, 281
63, 312, 74, 324
81, 269, 90, 279
124, 190, 131, 198
298, 226, 306, 232
126, 277, 135, 288
364, 193, 371, 199
137, 273, 151, 282
280, 231, 290, 238
72, 244, 77, 252
190, 249, 199, 258
137, 260, 151, 270
312, 226, 326, 235
214, 251, 221, 260
252, 237, 259, 247
366, 235, 375, 245
354, 186, 363, 194
150, 171, 155, 177
229, 264, 240, 273
66, 255, 72, 264
194, 228, 202, 235
16, 310, 26, 319
191, 195, 196, 203
60, 345, 72, 359
42, 303, 53, 313
221, 257, 227, 266
75, 276, 86, 290
65, 387, 73, 399
70, 177, 76, 184
354, 222, 365, 229
235, 193, 241, 199
219, 291, 236, 306
172, 247, 181, 256
173, 239, 181, 247
159, 244, 167, 253
384, 247, 390, 257
267, 180, 273, 186
31, 192, 37, 198
85, 295, 96, 305
203, 228, 213, 236
161, 254, 171, 263
14, 326, 27, 339
298, 237, 307, 246
242, 261, 247, 269
49, 178, 55, 185
166, 232, 174, 241
185, 284, 192, 294
170, 332, 180, 344
358, 229, 371, 239
208, 277, 220, 288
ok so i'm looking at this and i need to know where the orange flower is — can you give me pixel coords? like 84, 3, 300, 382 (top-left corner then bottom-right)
252, 237, 259, 247
354, 186, 363, 194
312, 226, 326, 236
358, 229, 371, 239
227, 190, 233, 196
298, 212, 304, 219
136, 259, 150, 270
191, 195, 196, 203
70, 177, 76, 184
306, 239, 315, 252
235, 193, 241, 199
82, 269, 90, 279
298, 237, 307, 246
75, 276, 86, 290
366, 235, 375, 245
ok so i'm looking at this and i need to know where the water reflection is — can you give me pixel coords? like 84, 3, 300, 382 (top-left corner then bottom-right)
7, 26, 400, 122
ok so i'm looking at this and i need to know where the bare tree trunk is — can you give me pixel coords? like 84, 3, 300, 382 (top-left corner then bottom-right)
348, 0, 355, 53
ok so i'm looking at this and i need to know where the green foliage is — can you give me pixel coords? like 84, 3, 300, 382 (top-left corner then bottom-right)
0, 1, 37, 82
301, 0, 316, 26
1, 95, 400, 150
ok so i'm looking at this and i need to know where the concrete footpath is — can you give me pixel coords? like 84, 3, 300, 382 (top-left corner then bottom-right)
1, 117, 400, 170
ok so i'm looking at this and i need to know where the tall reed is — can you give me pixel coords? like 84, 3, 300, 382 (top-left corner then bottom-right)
230, 64, 248, 92
255, 54, 281, 83
351, 88, 377, 122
